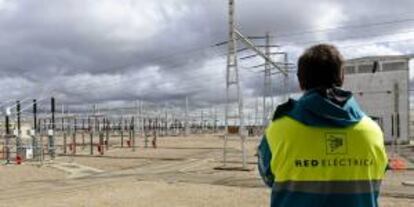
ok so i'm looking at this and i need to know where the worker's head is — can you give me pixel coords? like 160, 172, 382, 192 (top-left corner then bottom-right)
297, 44, 344, 91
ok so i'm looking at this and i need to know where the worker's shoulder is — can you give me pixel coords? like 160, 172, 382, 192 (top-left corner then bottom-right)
271, 99, 296, 121
352, 116, 382, 133
267, 116, 301, 134
267, 115, 383, 136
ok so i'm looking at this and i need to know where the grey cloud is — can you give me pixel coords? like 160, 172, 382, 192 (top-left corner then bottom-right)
0, 0, 413, 109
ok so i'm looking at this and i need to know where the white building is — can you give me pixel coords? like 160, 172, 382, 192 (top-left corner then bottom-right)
343, 55, 412, 143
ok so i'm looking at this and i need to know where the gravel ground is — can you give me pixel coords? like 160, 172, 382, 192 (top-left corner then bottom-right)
0, 134, 413, 207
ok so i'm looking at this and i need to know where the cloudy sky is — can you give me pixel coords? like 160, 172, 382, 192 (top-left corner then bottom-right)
1, 0, 414, 111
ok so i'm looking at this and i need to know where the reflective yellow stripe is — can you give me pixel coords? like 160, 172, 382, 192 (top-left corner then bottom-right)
266, 116, 387, 182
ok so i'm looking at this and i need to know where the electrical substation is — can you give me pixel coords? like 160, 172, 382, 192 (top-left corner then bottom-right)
0, 0, 413, 206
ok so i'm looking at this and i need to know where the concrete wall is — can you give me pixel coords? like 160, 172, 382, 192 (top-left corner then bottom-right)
343, 56, 410, 142
409, 110, 414, 139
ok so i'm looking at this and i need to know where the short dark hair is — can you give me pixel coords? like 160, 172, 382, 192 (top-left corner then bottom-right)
297, 44, 344, 90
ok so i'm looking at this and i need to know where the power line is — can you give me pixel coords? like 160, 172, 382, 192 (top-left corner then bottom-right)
274, 16, 414, 40
281, 28, 414, 47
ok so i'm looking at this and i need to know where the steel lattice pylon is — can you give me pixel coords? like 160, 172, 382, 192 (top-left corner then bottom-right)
221, 0, 288, 170
223, 0, 247, 169
263, 32, 273, 126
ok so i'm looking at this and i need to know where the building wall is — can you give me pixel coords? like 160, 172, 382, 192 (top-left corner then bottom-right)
409, 110, 414, 139
343, 57, 410, 142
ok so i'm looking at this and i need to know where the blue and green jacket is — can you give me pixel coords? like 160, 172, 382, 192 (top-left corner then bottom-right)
258, 88, 388, 207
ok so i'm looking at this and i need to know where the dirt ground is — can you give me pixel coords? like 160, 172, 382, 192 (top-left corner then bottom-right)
1, 134, 413, 207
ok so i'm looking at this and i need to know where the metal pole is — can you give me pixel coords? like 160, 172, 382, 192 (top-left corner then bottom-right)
283, 53, 289, 101
120, 117, 124, 148
17, 101, 21, 134
50, 97, 56, 159
224, 0, 247, 169
214, 107, 217, 133
266, 32, 274, 112
105, 118, 109, 150
131, 116, 135, 152
263, 32, 272, 126
5, 112, 10, 164
139, 101, 144, 138
82, 118, 85, 150
33, 99, 37, 131
73, 118, 77, 155
32, 99, 37, 160
165, 109, 168, 136
16, 100, 21, 160
224, 0, 237, 167
89, 116, 93, 155
185, 96, 189, 136
63, 132, 67, 154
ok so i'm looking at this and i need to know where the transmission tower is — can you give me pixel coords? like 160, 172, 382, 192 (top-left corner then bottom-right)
263, 32, 273, 126
223, 0, 247, 169
219, 0, 289, 170
283, 52, 290, 102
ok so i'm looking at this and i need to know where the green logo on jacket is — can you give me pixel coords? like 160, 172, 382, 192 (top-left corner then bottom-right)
326, 133, 347, 155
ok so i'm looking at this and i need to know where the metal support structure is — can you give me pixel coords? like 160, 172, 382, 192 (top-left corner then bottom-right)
33, 99, 37, 131
89, 131, 94, 155
71, 132, 76, 155
131, 116, 135, 152
105, 118, 109, 150
185, 96, 189, 136
120, 117, 124, 148
234, 30, 287, 76
72, 119, 77, 155
82, 119, 85, 150
4, 110, 10, 164
32, 100, 38, 161
219, 0, 291, 170
16, 101, 22, 160
88, 116, 93, 155
223, 0, 247, 169
49, 97, 56, 159
139, 100, 144, 138
263, 32, 273, 126
283, 52, 289, 101
214, 107, 218, 133
63, 132, 67, 154
200, 110, 204, 133
98, 132, 104, 155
